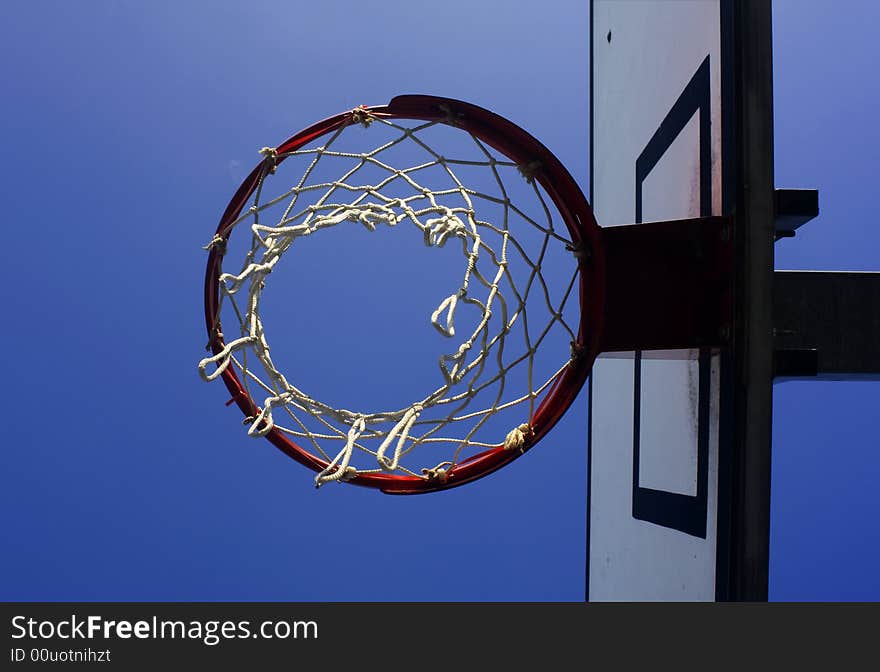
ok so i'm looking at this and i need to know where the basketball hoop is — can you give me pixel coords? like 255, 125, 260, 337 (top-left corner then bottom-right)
199, 95, 605, 493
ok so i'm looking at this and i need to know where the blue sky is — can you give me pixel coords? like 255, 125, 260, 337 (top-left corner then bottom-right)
1, 0, 877, 601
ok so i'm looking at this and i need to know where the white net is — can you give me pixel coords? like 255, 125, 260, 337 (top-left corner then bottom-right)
199, 107, 584, 489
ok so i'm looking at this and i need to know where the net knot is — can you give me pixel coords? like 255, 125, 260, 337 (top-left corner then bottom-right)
204, 326, 223, 352
259, 146, 278, 174
316, 465, 357, 489
425, 212, 467, 247
422, 462, 452, 484
517, 160, 542, 184
503, 423, 534, 452
565, 242, 590, 261
350, 106, 373, 127
437, 102, 461, 126
203, 234, 227, 255
568, 341, 587, 365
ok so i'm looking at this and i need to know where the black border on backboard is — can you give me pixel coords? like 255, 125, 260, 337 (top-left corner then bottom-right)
631, 56, 712, 540
632, 350, 711, 538
634, 55, 712, 226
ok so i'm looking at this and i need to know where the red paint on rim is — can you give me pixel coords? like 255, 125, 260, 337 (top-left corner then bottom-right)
203, 95, 605, 494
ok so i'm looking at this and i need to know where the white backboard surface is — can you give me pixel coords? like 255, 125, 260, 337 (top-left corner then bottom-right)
588, 0, 728, 601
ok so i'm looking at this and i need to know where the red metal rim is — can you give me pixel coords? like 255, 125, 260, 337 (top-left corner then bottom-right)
203, 94, 605, 494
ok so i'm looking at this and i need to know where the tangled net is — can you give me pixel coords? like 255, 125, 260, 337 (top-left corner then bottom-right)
199, 101, 596, 491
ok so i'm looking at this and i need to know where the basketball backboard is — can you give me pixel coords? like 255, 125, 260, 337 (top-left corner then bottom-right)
588, 0, 775, 600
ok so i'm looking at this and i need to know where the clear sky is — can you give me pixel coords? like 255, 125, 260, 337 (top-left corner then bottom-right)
1, 0, 877, 601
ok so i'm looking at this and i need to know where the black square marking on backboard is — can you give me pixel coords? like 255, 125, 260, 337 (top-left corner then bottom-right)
631, 55, 712, 539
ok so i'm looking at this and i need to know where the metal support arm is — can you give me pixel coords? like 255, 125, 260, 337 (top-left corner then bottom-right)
774, 270, 880, 381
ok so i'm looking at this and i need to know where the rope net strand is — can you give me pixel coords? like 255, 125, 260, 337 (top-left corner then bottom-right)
199, 103, 590, 490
